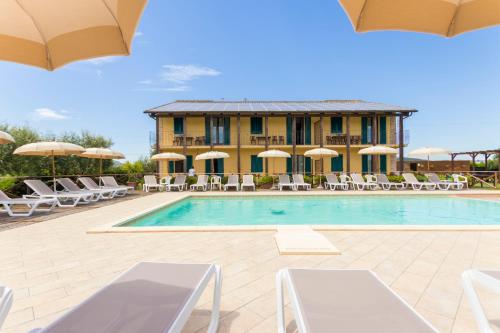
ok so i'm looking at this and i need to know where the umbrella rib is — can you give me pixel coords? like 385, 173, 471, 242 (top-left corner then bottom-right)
101, 0, 130, 54
447, 0, 463, 37
355, 0, 369, 32
14, 0, 53, 70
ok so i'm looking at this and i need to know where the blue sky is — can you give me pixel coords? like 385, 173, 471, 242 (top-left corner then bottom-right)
1, 0, 499, 161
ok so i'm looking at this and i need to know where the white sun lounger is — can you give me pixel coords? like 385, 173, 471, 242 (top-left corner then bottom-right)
191, 175, 209, 191
402, 173, 437, 191
143, 175, 164, 192
0, 286, 13, 330
292, 174, 311, 191
339, 174, 354, 189
168, 175, 187, 191
462, 269, 500, 333
278, 175, 296, 191
325, 174, 348, 191
376, 174, 405, 190
0, 190, 57, 217
241, 175, 256, 191
24, 180, 93, 207
77, 177, 123, 198
277, 269, 438, 333
29, 262, 222, 333
57, 178, 112, 201
224, 175, 240, 191
100, 176, 134, 194
426, 173, 464, 190
351, 173, 378, 190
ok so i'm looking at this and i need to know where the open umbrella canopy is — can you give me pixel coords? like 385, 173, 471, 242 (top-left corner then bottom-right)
0, 131, 15, 144
81, 148, 117, 159
13, 141, 84, 156
304, 148, 338, 159
339, 0, 500, 37
359, 145, 398, 155
0, 0, 147, 70
110, 150, 125, 159
151, 152, 186, 161
409, 147, 450, 156
257, 150, 291, 158
195, 151, 229, 160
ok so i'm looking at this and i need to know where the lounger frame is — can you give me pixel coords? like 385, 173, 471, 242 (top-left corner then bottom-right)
1, 198, 57, 217
462, 269, 500, 333
276, 268, 438, 333
0, 287, 13, 330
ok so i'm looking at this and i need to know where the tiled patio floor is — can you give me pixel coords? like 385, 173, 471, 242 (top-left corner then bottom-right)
0, 192, 499, 333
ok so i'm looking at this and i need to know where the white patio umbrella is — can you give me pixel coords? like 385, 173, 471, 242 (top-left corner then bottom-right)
195, 151, 229, 174
0, 131, 15, 144
339, 0, 500, 38
304, 148, 338, 188
81, 148, 125, 177
151, 152, 186, 175
14, 141, 84, 189
409, 147, 450, 171
358, 145, 398, 173
258, 150, 291, 189
0, 0, 148, 70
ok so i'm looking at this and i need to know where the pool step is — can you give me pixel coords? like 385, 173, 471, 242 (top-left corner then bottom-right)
274, 226, 341, 255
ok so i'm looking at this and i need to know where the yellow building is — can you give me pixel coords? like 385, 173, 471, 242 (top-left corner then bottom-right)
144, 100, 415, 176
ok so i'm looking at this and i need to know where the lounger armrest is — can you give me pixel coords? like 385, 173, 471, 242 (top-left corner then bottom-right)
22, 195, 40, 199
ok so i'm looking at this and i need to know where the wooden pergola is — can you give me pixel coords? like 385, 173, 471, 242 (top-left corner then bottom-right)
450, 149, 500, 171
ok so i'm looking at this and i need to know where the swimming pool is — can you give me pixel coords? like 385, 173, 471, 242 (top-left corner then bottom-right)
119, 196, 500, 227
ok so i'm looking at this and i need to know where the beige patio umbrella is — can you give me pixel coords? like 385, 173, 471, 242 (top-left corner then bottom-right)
0, 131, 15, 144
14, 141, 84, 189
81, 148, 125, 177
151, 152, 186, 175
409, 147, 450, 171
358, 145, 398, 173
305, 148, 339, 188
339, 0, 500, 37
195, 151, 229, 175
258, 150, 291, 189
0, 0, 147, 70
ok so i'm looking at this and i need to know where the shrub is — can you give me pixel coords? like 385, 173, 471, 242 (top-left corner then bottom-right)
0, 175, 17, 191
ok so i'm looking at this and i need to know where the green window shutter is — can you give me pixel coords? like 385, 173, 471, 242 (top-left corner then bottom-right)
305, 116, 311, 144
205, 159, 211, 173
286, 157, 292, 174
286, 116, 292, 144
305, 157, 311, 174
379, 116, 387, 144
217, 158, 224, 176
250, 117, 263, 134
186, 155, 193, 170
362, 155, 369, 173
205, 117, 211, 144
380, 155, 387, 173
331, 154, 344, 172
223, 117, 231, 144
251, 155, 263, 173
361, 117, 368, 144
330, 117, 343, 134
168, 161, 174, 173
173, 117, 184, 134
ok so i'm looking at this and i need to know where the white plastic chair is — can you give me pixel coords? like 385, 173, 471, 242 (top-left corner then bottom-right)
210, 175, 222, 191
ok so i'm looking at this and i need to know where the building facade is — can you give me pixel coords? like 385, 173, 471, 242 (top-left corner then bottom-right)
144, 100, 416, 175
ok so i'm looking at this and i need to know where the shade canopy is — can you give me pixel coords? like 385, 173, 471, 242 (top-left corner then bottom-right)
81, 148, 123, 160
0, 0, 147, 70
358, 145, 398, 155
151, 152, 186, 161
0, 131, 15, 144
339, 0, 500, 38
304, 148, 338, 159
195, 151, 229, 160
409, 147, 450, 156
13, 141, 84, 156
257, 150, 291, 158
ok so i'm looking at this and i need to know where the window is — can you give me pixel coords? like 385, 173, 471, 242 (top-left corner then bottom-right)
250, 117, 263, 134
251, 155, 263, 173
205, 117, 230, 145
330, 117, 343, 134
173, 117, 183, 134
331, 154, 343, 172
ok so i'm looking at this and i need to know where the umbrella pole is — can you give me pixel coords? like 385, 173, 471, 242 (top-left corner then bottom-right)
317, 157, 324, 189
427, 155, 430, 171
52, 155, 56, 191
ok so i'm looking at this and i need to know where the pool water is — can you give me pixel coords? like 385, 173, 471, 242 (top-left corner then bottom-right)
120, 196, 500, 227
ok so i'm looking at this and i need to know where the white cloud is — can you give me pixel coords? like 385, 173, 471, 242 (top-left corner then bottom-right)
33, 108, 69, 120
134, 31, 144, 37
160, 64, 221, 84
139, 79, 153, 84
87, 56, 118, 65
166, 86, 190, 92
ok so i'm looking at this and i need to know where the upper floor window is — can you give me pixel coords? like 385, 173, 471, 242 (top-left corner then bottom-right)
331, 117, 343, 134
250, 117, 263, 134
173, 117, 184, 134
